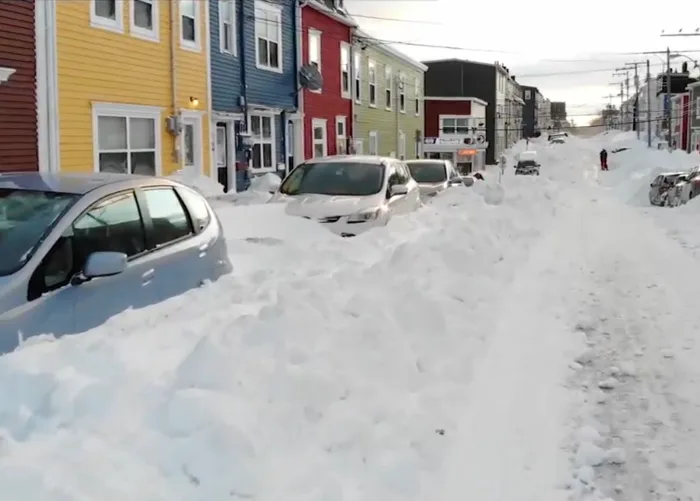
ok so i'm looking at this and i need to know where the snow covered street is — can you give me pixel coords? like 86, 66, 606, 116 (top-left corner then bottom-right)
3, 134, 700, 501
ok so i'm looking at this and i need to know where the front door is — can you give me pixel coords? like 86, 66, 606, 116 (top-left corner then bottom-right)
215, 122, 229, 191
286, 120, 295, 173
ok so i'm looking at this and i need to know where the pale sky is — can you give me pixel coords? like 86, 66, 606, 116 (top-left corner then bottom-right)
347, 0, 700, 124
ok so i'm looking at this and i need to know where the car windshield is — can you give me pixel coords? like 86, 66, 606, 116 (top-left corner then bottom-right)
279, 161, 385, 196
406, 161, 447, 183
0, 188, 78, 276
517, 160, 538, 168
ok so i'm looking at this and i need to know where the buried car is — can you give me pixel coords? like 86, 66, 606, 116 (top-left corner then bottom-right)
649, 172, 686, 206
269, 156, 421, 237
0, 172, 232, 354
514, 150, 541, 175
404, 159, 467, 197
666, 165, 700, 207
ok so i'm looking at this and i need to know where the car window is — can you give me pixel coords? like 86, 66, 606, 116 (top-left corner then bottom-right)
396, 163, 410, 184
387, 165, 402, 188
142, 188, 193, 247
177, 187, 211, 233
279, 162, 385, 196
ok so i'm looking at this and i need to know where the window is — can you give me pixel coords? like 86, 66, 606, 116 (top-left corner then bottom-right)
696, 96, 700, 119
255, 1, 282, 72
398, 131, 406, 160
399, 73, 405, 113
177, 187, 211, 233
219, 0, 236, 55
180, 0, 199, 50
215, 126, 227, 167
249, 113, 275, 171
440, 116, 470, 134
142, 188, 193, 247
181, 113, 202, 173
340, 43, 351, 98
354, 138, 364, 155
312, 118, 327, 157
130, 0, 158, 40
524, 90, 531, 100
94, 105, 160, 176
414, 77, 421, 116
354, 52, 361, 103
308, 29, 321, 92
385, 66, 392, 110
368, 60, 377, 107
369, 131, 378, 155
336, 116, 346, 154
91, 0, 124, 32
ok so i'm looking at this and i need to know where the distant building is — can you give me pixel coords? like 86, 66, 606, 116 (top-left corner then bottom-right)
521, 85, 545, 138
550, 101, 567, 126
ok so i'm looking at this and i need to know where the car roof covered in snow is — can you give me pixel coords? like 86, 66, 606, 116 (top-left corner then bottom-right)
0, 171, 179, 195
304, 155, 395, 166
518, 151, 538, 162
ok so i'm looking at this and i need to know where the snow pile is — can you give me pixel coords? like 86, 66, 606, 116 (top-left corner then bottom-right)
168, 169, 226, 197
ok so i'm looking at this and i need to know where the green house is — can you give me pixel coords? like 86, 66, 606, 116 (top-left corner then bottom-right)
351, 32, 426, 159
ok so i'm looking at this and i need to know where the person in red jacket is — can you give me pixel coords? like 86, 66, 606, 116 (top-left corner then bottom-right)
599, 149, 608, 171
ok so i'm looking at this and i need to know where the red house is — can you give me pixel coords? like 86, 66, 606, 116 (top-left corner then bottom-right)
0, 0, 38, 172
671, 92, 690, 151
301, 0, 357, 159
423, 96, 489, 173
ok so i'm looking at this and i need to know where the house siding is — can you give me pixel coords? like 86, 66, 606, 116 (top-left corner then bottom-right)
689, 86, 700, 129
424, 100, 471, 137
301, 6, 352, 159
424, 60, 497, 163
354, 46, 424, 158
55, 0, 210, 175
210, 0, 242, 112
241, 0, 296, 169
521, 86, 536, 137
0, 0, 37, 172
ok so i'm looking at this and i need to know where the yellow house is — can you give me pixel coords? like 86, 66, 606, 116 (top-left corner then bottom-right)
36, 0, 211, 177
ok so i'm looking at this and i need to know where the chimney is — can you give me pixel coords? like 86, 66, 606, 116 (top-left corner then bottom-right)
682, 61, 688, 73
512, 76, 516, 81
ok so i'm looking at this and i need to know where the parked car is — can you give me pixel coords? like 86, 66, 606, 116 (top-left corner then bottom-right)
649, 172, 686, 206
269, 156, 421, 237
548, 132, 568, 141
0, 172, 233, 354
667, 166, 700, 206
405, 159, 466, 197
514, 151, 541, 175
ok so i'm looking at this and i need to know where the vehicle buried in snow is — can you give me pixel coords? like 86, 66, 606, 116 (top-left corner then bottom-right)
0, 172, 233, 354
649, 172, 686, 206
404, 158, 469, 198
514, 150, 541, 176
268, 155, 421, 237
665, 165, 700, 207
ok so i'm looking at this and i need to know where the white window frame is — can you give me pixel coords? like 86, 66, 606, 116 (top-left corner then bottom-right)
219, 0, 237, 55
369, 130, 378, 155
335, 115, 346, 154
385, 66, 393, 110
255, 0, 283, 73
368, 59, 377, 108
340, 42, 351, 99
312, 118, 328, 158
354, 52, 361, 104
90, 0, 124, 33
180, 111, 204, 174
354, 138, 364, 155
398, 130, 405, 160
248, 112, 277, 172
696, 96, 700, 119
308, 29, 322, 93
524, 90, 531, 100
91, 102, 163, 176
179, 0, 200, 52
129, 0, 158, 41
399, 73, 405, 113
414, 77, 421, 116
440, 114, 471, 135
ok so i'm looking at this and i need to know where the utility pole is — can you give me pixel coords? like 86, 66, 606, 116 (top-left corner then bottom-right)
620, 82, 624, 129
666, 46, 672, 148
631, 64, 640, 139
394, 76, 401, 158
646, 60, 652, 147
614, 69, 630, 130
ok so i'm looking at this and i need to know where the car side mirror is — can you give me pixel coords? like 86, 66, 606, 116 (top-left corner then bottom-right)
450, 178, 463, 185
389, 184, 408, 197
79, 251, 127, 282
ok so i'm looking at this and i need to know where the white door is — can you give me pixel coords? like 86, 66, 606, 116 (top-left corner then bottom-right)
182, 116, 203, 175
354, 139, 364, 154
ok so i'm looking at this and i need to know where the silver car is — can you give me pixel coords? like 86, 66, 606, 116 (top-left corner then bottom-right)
0, 172, 232, 354
269, 156, 421, 237
404, 159, 469, 197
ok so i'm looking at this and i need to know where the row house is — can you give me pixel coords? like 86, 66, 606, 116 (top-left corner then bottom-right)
657, 69, 697, 149
0, 0, 38, 172
688, 81, 700, 151
522, 86, 551, 137
499, 65, 524, 149
353, 30, 426, 159
670, 92, 689, 150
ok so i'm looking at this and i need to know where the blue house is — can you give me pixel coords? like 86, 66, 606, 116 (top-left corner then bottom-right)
210, 0, 300, 191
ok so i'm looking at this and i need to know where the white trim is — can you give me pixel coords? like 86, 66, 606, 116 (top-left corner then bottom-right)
399, 72, 405, 113
179, 0, 201, 52
248, 110, 277, 172
369, 130, 378, 155
340, 42, 351, 99
355, 29, 427, 71
353, 51, 361, 104
90, 0, 124, 34
524, 89, 531, 100
424, 96, 489, 106
384, 65, 392, 111
398, 130, 405, 160
368, 59, 377, 108
696, 96, 700, 120
308, 28, 322, 93
335, 115, 346, 154
0, 67, 15, 84
439, 115, 472, 135
254, 0, 283, 74
218, 0, 237, 56
311, 118, 327, 157
180, 110, 204, 175
36, 0, 60, 173
353, 138, 364, 154
414, 76, 420, 116
91, 102, 163, 176
205, 0, 214, 179
129, 0, 159, 42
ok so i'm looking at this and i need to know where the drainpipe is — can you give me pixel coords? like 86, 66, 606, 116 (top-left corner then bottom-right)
169, 0, 179, 164
297, 0, 307, 160
240, 0, 248, 122
349, 25, 355, 153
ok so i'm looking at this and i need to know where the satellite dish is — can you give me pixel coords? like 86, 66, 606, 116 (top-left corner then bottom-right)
299, 64, 323, 91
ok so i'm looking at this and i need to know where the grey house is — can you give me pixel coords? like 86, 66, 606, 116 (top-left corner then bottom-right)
521, 85, 539, 138
689, 81, 700, 152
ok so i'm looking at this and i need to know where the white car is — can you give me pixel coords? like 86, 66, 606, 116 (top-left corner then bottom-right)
269, 156, 421, 237
405, 159, 470, 197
